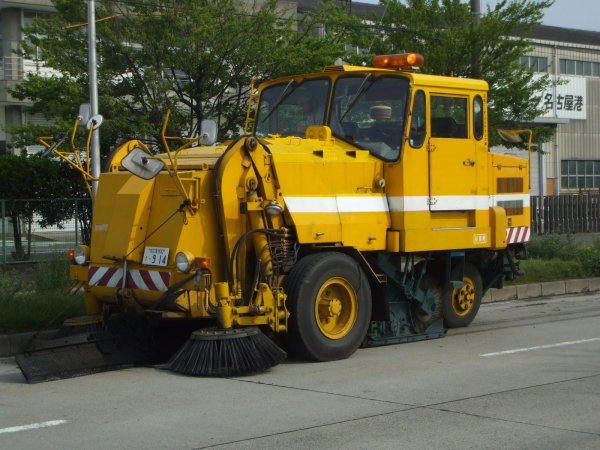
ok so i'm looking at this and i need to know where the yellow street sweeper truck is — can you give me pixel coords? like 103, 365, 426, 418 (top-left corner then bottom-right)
17, 53, 530, 382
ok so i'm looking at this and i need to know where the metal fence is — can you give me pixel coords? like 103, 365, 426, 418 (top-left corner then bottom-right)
531, 194, 600, 234
1, 198, 91, 265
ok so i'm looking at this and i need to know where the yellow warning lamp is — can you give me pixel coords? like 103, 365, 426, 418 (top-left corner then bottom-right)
372, 53, 424, 70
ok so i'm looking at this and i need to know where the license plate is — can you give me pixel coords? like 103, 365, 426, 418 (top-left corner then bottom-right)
142, 246, 170, 267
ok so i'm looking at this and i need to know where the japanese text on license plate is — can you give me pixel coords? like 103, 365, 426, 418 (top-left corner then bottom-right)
142, 247, 169, 266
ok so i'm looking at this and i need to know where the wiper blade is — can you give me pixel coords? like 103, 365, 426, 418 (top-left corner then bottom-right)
261, 80, 298, 123
339, 74, 374, 122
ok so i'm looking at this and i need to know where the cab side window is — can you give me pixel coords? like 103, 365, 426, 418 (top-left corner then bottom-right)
409, 90, 426, 148
430, 95, 468, 139
473, 95, 484, 140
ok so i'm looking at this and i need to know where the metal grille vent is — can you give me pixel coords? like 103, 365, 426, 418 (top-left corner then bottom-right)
498, 200, 524, 216
497, 177, 524, 193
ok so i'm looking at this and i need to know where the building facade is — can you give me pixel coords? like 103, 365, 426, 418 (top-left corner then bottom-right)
1, 0, 55, 154
521, 25, 600, 195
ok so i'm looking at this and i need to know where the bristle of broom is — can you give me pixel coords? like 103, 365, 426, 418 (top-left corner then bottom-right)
166, 327, 286, 377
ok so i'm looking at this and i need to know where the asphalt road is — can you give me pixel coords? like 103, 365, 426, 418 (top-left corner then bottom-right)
1, 293, 600, 449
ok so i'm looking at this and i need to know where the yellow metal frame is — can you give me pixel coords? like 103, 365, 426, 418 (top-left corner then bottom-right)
159, 110, 202, 214
38, 117, 99, 199
244, 78, 260, 134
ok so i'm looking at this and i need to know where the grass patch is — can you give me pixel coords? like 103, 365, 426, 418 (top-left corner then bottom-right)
526, 233, 581, 260
509, 258, 588, 285
506, 233, 600, 285
0, 258, 85, 335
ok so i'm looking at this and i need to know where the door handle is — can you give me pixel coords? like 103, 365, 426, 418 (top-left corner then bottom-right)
463, 159, 476, 166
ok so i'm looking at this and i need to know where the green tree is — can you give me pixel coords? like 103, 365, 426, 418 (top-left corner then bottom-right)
11, 0, 352, 158
0, 154, 88, 260
343, 0, 555, 147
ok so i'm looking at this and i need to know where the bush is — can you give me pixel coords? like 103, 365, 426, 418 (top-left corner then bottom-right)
575, 246, 600, 277
0, 274, 23, 304
0, 292, 84, 335
514, 258, 588, 284
32, 257, 72, 292
0, 260, 85, 334
526, 234, 579, 260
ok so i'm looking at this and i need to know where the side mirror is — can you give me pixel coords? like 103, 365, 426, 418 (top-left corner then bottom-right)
78, 104, 92, 126
87, 114, 104, 130
199, 119, 217, 146
121, 147, 165, 180
497, 129, 523, 144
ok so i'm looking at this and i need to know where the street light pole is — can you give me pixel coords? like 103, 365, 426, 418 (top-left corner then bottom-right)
88, 0, 100, 196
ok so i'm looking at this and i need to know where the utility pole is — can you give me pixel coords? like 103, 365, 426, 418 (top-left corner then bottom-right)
470, 0, 481, 79
88, 0, 100, 196
470, 0, 481, 25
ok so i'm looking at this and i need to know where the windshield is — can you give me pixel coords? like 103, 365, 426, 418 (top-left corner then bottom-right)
255, 78, 330, 138
330, 76, 410, 161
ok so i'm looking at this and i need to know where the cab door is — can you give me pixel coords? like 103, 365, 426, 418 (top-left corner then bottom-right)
427, 94, 478, 211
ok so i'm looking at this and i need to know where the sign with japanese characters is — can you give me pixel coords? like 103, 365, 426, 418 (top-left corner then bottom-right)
540, 75, 586, 120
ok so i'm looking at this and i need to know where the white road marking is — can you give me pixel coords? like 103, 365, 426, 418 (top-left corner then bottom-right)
481, 337, 600, 357
0, 420, 67, 435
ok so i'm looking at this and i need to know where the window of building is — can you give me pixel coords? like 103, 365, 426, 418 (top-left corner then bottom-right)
560, 58, 600, 77
561, 160, 600, 189
519, 55, 548, 72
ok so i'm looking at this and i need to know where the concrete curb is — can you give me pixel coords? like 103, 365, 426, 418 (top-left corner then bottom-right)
482, 277, 600, 303
2, 277, 600, 358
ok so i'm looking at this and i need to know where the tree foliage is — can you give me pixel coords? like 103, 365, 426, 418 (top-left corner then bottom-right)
11, 0, 352, 158
344, 0, 555, 147
0, 154, 88, 260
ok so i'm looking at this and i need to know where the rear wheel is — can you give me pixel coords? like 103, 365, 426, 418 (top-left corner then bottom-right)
284, 252, 372, 361
412, 272, 442, 332
442, 263, 482, 328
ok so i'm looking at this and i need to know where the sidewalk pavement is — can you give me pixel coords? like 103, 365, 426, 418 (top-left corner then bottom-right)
2, 278, 599, 358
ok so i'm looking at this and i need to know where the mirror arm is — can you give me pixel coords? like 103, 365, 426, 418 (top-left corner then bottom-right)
38, 136, 53, 149
70, 118, 79, 152
160, 109, 197, 214
85, 120, 96, 175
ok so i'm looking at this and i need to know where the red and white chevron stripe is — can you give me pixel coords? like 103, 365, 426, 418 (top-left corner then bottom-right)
506, 226, 530, 244
126, 269, 170, 291
88, 266, 123, 288
87, 266, 170, 291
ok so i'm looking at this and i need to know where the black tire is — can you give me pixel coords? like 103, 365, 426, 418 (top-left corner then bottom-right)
284, 252, 372, 361
442, 262, 482, 328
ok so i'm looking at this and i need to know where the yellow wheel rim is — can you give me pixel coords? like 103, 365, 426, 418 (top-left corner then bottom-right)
451, 276, 476, 316
314, 277, 358, 339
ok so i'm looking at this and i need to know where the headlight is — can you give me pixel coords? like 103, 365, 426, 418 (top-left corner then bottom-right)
74, 245, 89, 265
176, 251, 194, 273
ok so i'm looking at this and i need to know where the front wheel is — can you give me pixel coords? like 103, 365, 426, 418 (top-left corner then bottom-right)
442, 262, 482, 328
284, 252, 372, 361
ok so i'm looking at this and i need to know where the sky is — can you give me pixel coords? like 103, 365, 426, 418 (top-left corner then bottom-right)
357, 0, 600, 33
483, 0, 599, 32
